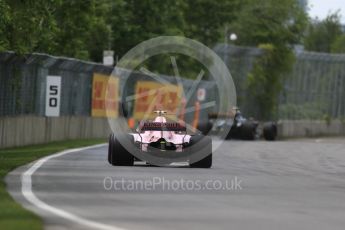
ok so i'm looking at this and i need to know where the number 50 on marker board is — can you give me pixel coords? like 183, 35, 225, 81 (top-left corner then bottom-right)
45, 76, 61, 117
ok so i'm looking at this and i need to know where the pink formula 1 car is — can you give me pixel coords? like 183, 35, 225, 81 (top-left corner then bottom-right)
108, 111, 212, 168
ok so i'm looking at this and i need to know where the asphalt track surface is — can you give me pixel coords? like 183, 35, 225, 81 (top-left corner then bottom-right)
6, 137, 345, 230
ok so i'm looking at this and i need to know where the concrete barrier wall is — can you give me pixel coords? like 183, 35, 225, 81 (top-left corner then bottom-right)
0, 116, 111, 148
277, 120, 345, 138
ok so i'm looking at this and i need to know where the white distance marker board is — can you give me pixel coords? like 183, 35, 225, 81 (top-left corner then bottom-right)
45, 76, 61, 117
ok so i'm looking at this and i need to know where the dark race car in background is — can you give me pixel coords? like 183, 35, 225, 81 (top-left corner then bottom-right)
208, 108, 277, 141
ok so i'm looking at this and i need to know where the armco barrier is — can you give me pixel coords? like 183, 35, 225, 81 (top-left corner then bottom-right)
277, 120, 345, 138
0, 116, 111, 148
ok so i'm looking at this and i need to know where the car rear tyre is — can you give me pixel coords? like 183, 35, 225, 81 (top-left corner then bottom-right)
190, 153, 212, 168
109, 134, 134, 166
263, 122, 277, 141
241, 122, 256, 140
188, 135, 212, 168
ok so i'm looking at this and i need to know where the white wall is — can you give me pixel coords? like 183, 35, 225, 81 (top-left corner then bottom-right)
0, 116, 111, 148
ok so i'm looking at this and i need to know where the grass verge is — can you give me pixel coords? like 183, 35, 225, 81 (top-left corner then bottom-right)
0, 139, 106, 230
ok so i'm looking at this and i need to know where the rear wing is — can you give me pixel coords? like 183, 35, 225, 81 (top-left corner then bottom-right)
139, 122, 186, 131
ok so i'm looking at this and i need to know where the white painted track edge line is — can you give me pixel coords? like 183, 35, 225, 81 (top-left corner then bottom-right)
21, 143, 128, 230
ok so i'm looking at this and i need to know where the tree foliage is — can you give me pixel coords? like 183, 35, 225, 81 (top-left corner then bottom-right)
110, 0, 186, 58
246, 44, 295, 119
0, 0, 10, 50
183, 0, 239, 47
0, 0, 58, 54
110, 0, 239, 79
0, 0, 241, 61
331, 35, 345, 53
304, 12, 343, 53
232, 0, 307, 47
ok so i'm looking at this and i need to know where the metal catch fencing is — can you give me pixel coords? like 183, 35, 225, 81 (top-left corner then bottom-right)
0, 52, 112, 116
1, 47, 345, 121
278, 51, 345, 120
214, 44, 345, 121
0, 52, 217, 123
